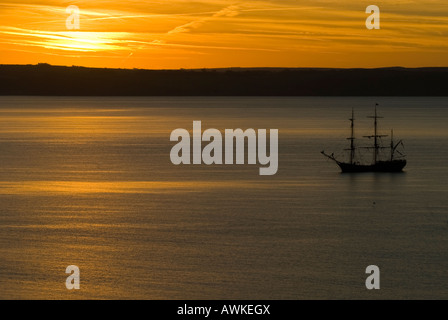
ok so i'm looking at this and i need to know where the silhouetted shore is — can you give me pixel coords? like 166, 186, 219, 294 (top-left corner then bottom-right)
1, 64, 447, 96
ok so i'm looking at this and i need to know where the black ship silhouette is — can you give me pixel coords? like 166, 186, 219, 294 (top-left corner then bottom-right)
321, 104, 406, 172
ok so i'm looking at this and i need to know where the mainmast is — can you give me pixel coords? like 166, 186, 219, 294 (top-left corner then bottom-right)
365, 104, 387, 164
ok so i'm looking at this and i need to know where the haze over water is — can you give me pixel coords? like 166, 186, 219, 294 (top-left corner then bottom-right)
1, 96, 448, 299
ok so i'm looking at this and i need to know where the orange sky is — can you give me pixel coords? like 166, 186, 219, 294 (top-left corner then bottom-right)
1, 0, 448, 69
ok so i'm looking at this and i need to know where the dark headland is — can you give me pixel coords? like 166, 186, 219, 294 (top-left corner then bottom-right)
1, 64, 448, 96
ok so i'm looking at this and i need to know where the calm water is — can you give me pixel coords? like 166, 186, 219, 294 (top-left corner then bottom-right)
1, 96, 448, 299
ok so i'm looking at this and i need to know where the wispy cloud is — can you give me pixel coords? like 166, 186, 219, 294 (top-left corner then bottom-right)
0, 26, 132, 52
167, 4, 240, 34
1, 0, 448, 68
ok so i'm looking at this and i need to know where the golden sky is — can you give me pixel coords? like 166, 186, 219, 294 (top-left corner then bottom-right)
1, 0, 448, 69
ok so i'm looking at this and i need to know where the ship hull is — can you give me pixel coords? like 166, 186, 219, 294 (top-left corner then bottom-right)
337, 160, 406, 173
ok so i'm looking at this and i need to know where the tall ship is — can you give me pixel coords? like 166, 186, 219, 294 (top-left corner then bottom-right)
321, 104, 406, 172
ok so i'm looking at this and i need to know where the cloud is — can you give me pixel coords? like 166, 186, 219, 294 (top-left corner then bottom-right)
1, 0, 448, 67
0, 26, 132, 52
167, 4, 240, 34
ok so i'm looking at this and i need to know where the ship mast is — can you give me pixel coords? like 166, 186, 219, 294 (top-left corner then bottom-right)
365, 104, 387, 164
349, 108, 355, 164
344, 108, 356, 164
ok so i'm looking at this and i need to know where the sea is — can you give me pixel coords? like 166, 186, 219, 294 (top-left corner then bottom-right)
1, 96, 447, 299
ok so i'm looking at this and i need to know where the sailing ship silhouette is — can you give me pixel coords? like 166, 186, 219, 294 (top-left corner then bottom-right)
322, 104, 406, 172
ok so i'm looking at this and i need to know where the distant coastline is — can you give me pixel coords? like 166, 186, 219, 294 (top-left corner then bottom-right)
1, 64, 448, 96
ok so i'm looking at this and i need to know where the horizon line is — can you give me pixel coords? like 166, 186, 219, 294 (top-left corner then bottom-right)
2, 63, 448, 72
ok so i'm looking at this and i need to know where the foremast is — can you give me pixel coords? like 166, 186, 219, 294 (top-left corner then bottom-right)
346, 108, 355, 165
322, 108, 356, 165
